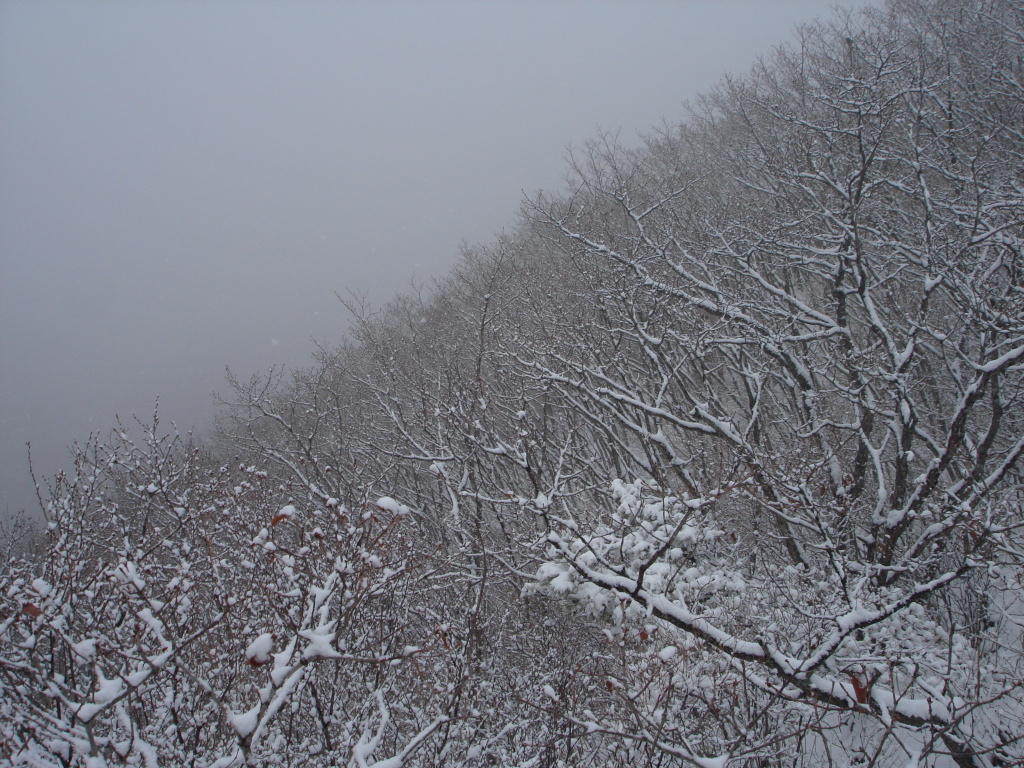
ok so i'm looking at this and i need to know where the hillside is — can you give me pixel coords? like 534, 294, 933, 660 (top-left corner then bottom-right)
3, 1, 1023, 766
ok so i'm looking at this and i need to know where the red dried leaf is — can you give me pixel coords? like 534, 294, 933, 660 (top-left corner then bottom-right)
21, 603, 42, 618
850, 673, 869, 704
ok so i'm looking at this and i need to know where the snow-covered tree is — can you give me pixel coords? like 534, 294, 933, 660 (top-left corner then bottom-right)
524, 1, 1024, 764
0, 417, 459, 767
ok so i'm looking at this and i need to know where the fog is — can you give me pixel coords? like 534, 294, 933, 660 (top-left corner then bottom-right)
0, 0, 875, 521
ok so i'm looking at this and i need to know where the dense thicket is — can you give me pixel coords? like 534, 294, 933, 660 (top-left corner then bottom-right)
4, 1, 1023, 766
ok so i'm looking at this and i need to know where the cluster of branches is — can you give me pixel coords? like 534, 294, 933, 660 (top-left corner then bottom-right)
4, 1, 1024, 766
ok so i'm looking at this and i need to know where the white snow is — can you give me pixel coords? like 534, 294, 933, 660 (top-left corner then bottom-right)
226, 703, 261, 738
245, 633, 274, 665
71, 638, 97, 660
375, 497, 410, 516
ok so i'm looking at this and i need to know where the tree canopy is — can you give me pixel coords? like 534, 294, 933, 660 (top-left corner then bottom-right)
3, 1, 1023, 766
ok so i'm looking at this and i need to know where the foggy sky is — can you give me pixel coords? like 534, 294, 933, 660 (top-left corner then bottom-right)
0, 0, 877, 521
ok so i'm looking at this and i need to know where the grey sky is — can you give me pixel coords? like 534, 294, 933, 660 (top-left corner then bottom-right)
0, 0, 876, 520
